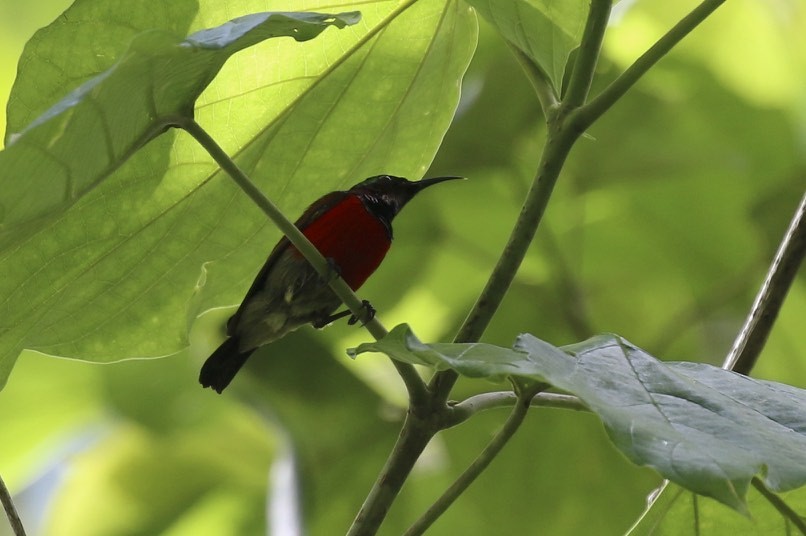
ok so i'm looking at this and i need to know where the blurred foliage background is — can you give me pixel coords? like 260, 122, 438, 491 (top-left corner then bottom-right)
1, 0, 805, 535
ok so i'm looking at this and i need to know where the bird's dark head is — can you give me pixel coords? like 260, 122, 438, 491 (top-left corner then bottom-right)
348, 175, 463, 225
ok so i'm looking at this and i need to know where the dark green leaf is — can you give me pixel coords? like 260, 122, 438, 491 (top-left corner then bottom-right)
353, 325, 806, 512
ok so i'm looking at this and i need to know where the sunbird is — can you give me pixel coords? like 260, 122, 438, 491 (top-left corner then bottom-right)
199, 174, 462, 393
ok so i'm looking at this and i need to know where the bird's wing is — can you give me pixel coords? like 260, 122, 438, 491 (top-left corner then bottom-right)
226, 191, 349, 335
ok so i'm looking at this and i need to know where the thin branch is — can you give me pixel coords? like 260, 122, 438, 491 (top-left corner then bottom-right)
428, 123, 575, 401
562, 0, 613, 109
178, 118, 428, 402
347, 415, 436, 536
448, 390, 587, 426
0, 475, 25, 536
723, 191, 806, 374
751, 478, 806, 534
571, 0, 727, 131
404, 391, 537, 536
428, 0, 615, 404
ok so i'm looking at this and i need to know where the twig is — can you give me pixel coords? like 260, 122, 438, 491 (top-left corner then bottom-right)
641, 193, 805, 532
572, 0, 727, 130
346, 415, 436, 536
178, 117, 428, 402
404, 390, 537, 535
0, 475, 25, 536
448, 391, 587, 425
751, 477, 806, 534
723, 191, 806, 374
562, 0, 613, 110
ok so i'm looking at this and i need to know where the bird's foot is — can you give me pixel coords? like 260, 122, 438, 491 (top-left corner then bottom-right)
348, 300, 375, 326
312, 300, 375, 329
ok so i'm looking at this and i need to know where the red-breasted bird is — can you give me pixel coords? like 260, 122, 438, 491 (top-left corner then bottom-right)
199, 174, 462, 393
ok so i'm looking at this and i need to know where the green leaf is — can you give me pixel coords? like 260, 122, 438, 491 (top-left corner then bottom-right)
353, 325, 806, 513
348, 321, 561, 382
0, 11, 359, 231
628, 481, 806, 535
464, 0, 588, 92
0, 0, 477, 388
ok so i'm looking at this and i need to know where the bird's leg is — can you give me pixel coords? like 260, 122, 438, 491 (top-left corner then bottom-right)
311, 258, 375, 328
312, 300, 375, 329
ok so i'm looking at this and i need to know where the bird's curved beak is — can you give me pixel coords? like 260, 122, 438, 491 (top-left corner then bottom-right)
413, 175, 465, 191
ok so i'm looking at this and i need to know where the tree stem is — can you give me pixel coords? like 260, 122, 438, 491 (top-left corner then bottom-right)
563, 0, 613, 109
346, 415, 436, 536
572, 0, 727, 129
404, 391, 536, 535
428, 0, 613, 404
0, 475, 25, 536
751, 477, 806, 534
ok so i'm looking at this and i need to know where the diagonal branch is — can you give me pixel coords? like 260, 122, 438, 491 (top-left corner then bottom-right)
562, 0, 613, 109
751, 477, 806, 533
429, 0, 614, 405
347, 415, 436, 536
404, 386, 542, 535
0, 475, 25, 536
571, 0, 727, 131
723, 191, 806, 374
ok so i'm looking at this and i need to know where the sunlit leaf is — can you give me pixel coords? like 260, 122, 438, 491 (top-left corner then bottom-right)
464, 0, 588, 92
0, 0, 477, 389
0, 11, 360, 231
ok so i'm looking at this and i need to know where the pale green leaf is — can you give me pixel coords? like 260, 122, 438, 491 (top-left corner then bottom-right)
464, 0, 588, 92
0, 0, 477, 388
0, 11, 360, 231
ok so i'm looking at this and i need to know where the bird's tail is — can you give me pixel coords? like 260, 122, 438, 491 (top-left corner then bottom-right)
199, 337, 255, 394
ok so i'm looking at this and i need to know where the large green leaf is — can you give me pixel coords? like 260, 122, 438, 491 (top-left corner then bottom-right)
352, 325, 806, 513
464, 0, 588, 92
0, 11, 360, 231
0, 0, 478, 388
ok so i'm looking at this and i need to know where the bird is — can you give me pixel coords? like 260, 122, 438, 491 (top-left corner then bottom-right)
199, 174, 462, 393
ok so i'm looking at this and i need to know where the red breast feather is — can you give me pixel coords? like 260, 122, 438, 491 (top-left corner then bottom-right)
297, 194, 391, 290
